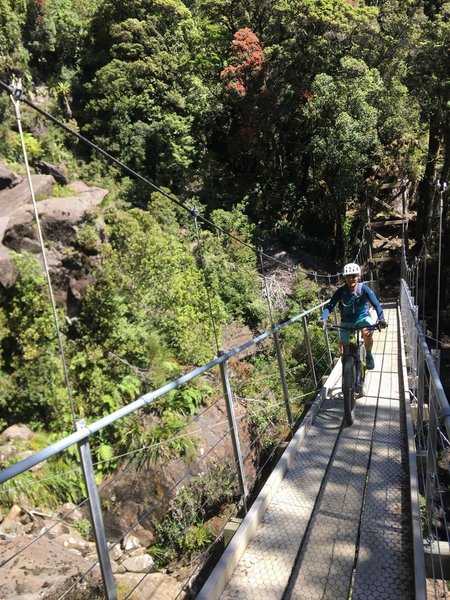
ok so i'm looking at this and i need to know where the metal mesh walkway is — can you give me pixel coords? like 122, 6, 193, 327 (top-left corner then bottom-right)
199, 305, 415, 600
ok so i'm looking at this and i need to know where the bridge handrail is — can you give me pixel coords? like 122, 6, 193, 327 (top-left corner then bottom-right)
0, 300, 329, 485
400, 279, 450, 436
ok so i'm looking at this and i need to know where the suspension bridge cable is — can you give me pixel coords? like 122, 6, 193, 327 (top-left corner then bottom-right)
8, 81, 77, 430
0, 78, 342, 281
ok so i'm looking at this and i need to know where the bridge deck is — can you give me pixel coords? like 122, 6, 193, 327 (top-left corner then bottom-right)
199, 305, 415, 599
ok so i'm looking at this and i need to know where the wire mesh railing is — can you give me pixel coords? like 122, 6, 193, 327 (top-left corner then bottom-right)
400, 277, 450, 597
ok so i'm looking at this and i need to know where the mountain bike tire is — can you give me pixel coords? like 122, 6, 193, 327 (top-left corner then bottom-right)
342, 356, 356, 426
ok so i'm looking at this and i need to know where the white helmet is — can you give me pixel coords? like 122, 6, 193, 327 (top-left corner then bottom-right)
343, 262, 361, 276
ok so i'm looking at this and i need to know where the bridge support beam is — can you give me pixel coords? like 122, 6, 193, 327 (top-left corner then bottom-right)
219, 352, 249, 509
77, 420, 117, 600
273, 331, 294, 427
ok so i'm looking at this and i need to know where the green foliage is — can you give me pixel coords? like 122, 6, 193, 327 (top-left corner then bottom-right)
170, 381, 212, 415
0, 0, 29, 79
145, 409, 198, 463
304, 59, 384, 255
286, 273, 321, 314
0, 454, 84, 509
76, 0, 213, 187
150, 465, 235, 565
23, 0, 97, 78
71, 518, 92, 539
1, 131, 44, 162
0, 253, 69, 429
78, 205, 221, 366
199, 202, 266, 326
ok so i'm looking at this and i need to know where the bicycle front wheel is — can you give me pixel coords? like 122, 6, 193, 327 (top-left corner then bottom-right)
342, 356, 356, 426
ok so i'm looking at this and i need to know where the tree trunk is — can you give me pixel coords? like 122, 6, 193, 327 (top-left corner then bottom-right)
416, 110, 443, 243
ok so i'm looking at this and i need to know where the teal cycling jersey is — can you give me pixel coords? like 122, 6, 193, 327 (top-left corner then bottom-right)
321, 283, 384, 322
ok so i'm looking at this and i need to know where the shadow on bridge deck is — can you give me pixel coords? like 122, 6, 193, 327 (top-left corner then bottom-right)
198, 304, 418, 600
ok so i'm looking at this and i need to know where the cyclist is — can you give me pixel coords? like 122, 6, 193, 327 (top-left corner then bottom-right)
320, 263, 387, 370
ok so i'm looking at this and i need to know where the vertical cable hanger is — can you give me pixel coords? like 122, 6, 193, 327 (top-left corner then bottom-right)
10, 79, 77, 429
258, 245, 275, 326
191, 208, 220, 356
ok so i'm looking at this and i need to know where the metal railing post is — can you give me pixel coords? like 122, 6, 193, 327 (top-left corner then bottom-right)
417, 343, 425, 438
273, 331, 294, 426
218, 352, 249, 508
77, 420, 117, 600
425, 388, 438, 526
324, 326, 333, 369
302, 316, 318, 388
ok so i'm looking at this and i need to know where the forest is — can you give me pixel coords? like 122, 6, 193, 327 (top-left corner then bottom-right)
0, 0, 449, 588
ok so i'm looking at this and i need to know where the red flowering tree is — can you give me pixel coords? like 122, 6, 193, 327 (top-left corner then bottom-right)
220, 28, 266, 96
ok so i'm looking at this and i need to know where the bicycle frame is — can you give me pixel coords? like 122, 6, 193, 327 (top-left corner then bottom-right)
325, 323, 381, 425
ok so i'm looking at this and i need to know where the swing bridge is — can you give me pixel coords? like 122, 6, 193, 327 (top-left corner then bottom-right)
0, 80, 449, 600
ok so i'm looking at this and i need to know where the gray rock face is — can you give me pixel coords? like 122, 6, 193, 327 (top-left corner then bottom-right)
0, 165, 107, 313
34, 161, 69, 185
0, 174, 54, 218
0, 534, 102, 600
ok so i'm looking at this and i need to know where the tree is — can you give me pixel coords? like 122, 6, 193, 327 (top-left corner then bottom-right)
305, 58, 383, 257
0, 0, 29, 83
407, 2, 450, 241
76, 0, 212, 194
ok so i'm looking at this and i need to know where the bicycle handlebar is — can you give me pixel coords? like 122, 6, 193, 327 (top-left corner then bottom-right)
321, 322, 387, 332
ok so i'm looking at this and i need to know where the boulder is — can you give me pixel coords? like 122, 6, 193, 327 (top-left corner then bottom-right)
0, 165, 22, 190
34, 161, 68, 185
4, 187, 107, 247
0, 174, 54, 218
0, 168, 108, 300
121, 553, 154, 573
0, 423, 33, 442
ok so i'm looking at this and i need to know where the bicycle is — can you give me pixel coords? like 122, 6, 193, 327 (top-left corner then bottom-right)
324, 323, 385, 426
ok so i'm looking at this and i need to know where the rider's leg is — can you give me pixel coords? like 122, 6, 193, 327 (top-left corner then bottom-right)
362, 328, 375, 369
339, 323, 351, 359
362, 329, 373, 353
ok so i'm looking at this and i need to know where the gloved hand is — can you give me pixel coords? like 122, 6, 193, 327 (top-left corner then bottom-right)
378, 319, 387, 329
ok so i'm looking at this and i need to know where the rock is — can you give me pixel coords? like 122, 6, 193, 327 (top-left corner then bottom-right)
42, 520, 70, 538
4, 191, 106, 248
0, 239, 17, 287
0, 174, 54, 218
5, 504, 22, 522
58, 502, 85, 523
115, 571, 187, 600
122, 534, 141, 551
131, 523, 154, 548
34, 161, 68, 185
0, 165, 23, 190
128, 547, 146, 557
108, 543, 123, 561
0, 443, 16, 461
0, 423, 33, 442
56, 532, 91, 556
17, 450, 44, 472
0, 534, 102, 599
0, 173, 108, 297
121, 553, 154, 573
0, 504, 25, 536
99, 401, 255, 547
111, 559, 125, 574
